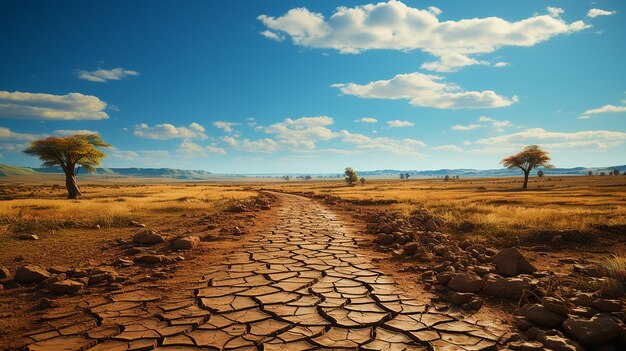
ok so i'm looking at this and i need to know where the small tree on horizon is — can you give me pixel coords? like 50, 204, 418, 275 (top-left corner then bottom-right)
359, 177, 366, 185
537, 170, 544, 178
613, 169, 620, 176
501, 145, 553, 190
405, 173, 410, 179
23, 134, 110, 199
400, 173, 405, 180
344, 167, 358, 186
587, 170, 593, 176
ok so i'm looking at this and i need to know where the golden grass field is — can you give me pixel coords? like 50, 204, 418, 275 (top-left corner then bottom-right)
264, 175, 626, 241
0, 181, 256, 266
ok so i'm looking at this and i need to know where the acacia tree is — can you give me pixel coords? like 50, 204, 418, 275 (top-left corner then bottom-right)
501, 145, 553, 190
24, 134, 110, 199
344, 167, 358, 186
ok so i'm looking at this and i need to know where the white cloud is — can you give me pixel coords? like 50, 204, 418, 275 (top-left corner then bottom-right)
77, 67, 139, 82
332, 72, 516, 109
547, 7, 564, 18
354, 117, 378, 123
52, 129, 99, 136
259, 1, 587, 71
494, 62, 510, 67
451, 124, 481, 131
0, 91, 109, 120
134, 123, 208, 140
260, 30, 285, 42
463, 140, 472, 146
578, 104, 626, 119
474, 128, 626, 151
177, 140, 226, 157
338, 130, 426, 156
263, 116, 337, 149
387, 120, 414, 127
431, 144, 462, 152
587, 9, 616, 18
213, 121, 238, 133
478, 115, 513, 130
0, 127, 44, 140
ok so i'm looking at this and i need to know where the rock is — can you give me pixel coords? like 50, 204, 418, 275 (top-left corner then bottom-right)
468, 297, 483, 310
132, 231, 165, 245
509, 341, 544, 351
48, 266, 69, 274
88, 274, 109, 286
402, 242, 420, 255
134, 255, 165, 264
432, 245, 446, 256
436, 272, 454, 285
0, 266, 10, 279
113, 258, 134, 266
449, 292, 474, 305
14, 265, 51, 283
46, 280, 83, 294
537, 334, 583, 351
484, 275, 533, 299
516, 318, 535, 331
447, 272, 485, 293
473, 265, 491, 275
375, 234, 394, 245
172, 236, 200, 250
522, 304, 567, 328
570, 307, 597, 318
68, 268, 89, 278
130, 221, 146, 228
541, 297, 570, 316
591, 299, 622, 312
492, 247, 536, 276
562, 314, 620, 346
18, 234, 39, 240
571, 292, 596, 307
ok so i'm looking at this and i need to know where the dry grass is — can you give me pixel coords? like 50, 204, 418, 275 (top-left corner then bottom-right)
0, 183, 256, 236
264, 175, 626, 240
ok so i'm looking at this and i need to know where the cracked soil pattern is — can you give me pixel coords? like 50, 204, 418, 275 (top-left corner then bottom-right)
22, 193, 510, 350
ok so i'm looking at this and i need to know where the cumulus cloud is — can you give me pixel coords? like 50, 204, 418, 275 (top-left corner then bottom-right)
431, 144, 463, 152
134, 123, 208, 140
213, 121, 238, 133
474, 128, 626, 151
260, 30, 284, 41
587, 9, 616, 18
354, 117, 378, 123
494, 62, 510, 68
0, 91, 109, 120
77, 67, 139, 82
177, 140, 226, 157
222, 136, 278, 153
578, 104, 626, 119
52, 129, 99, 136
332, 72, 516, 109
0, 127, 44, 140
387, 120, 414, 127
338, 130, 426, 156
451, 124, 481, 131
478, 116, 513, 130
263, 116, 337, 149
259, 1, 587, 71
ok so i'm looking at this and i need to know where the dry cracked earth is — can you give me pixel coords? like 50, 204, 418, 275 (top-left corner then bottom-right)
20, 194, 510, 351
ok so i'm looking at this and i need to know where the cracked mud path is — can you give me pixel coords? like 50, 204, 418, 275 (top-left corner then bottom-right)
23, 193, 509, 351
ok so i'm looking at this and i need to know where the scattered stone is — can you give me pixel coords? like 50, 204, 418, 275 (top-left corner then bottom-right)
130, 221, 146, 228
436, 272, 454, 285
46, 280, 83, 294
112, 258, 133, 266
18, 234, 39, 240
562, 314, 620, 346
447, 272, 485, 293
402, 242, 420, 255
449, 292, 474, 305
132, 230, 165, 245
509, 341, 544, 351
374, 234, 394, 245
492, 247, 536, 276
68, 268, 89, 278
0, 266, 10, 279
14, 265, 51, 284
522, 304, 567, 328
134, 254, 165, 264
591, 299, 622, 313
571, 292, 596, 307
48, 266, 69, 275
484, 275, 533, 299
432, 245, 446, 256
172, 236, 200, 250
537, 333, 583, 351
541, 297, 570, 316
468, 297, 483, 310
88, 274, 109, 286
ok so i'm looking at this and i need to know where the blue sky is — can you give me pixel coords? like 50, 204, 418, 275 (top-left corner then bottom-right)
1, 0, 624, 173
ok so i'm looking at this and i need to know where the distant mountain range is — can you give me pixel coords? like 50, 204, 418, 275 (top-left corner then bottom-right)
358, 165, 626, 177
1, 163, 624, 179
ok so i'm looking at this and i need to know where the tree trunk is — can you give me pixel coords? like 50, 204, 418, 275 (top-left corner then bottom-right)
65, 172, 82, 199
522, 170, 529, 190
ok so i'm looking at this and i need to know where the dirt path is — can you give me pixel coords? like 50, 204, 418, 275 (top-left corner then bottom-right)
21, 193, 509, 350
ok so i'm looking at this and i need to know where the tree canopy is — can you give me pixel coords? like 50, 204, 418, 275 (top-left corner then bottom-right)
501, 145, 552, 189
